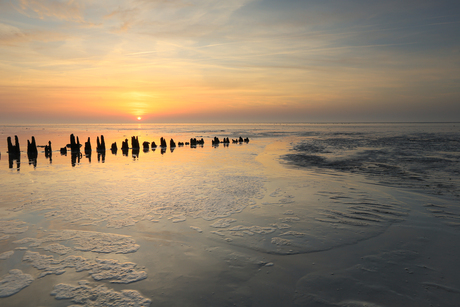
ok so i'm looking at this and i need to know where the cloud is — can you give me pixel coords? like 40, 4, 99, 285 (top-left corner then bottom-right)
103, 0, 256, 35
104, 6, 140, 32
0, 22, 26, 44
0, 21, 70, 48
15, 0, 86, 22
1, 0, 459, 123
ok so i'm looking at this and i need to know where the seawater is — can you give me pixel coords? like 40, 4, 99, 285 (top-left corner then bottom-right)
0, 123, 459, 306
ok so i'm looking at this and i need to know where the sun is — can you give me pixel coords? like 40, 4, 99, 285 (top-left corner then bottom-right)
137, 117, 142, 121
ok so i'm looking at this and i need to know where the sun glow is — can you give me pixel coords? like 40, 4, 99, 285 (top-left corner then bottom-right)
137, 117, 142, 121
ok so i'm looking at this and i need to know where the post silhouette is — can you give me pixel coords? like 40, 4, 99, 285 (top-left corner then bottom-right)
27, 136, 38, 156
212, 137, 220, 146
7, 135, 20, 156
111, 142, 118, 155
121, 139, 129, 156
7, 136, 21, 170
85, 137, 92, 154
69, 134, 81, 153
97, 135, 106, 152
160, 137, 167, 148
143, 141, 150, 152
131, 136, 140, 158
45, 141, 52, 163
131, 136, 140, 149
27, 136, 38, 167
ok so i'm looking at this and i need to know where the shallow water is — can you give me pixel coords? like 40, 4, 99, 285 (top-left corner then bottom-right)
0, 123, 459, 306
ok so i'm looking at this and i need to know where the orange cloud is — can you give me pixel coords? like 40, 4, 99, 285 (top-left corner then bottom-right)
15, 0, 86, 22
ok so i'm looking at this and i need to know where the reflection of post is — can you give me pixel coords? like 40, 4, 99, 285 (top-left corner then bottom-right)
27, 151, 37, 167
98, 151, 106, 163
85, 151, 92, 163
132, 148, 139, 159
28, 155, 37, 167
8, 154, 20, 171
71, 152, 82, 167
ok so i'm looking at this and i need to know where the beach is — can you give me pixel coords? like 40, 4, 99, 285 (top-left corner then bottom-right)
0, 123, 459, 306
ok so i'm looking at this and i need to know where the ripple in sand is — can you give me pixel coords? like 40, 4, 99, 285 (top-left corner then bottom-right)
0, 220, 28, 234
210, 218, 237, 228
0, 251, 14, 260
271, 237, 291, 246
0, 269, 33, 297
190, 226, 203, 233
42, 243, 72, 255
14, 230, 140, 254
23, 251, 147, 283
51, 280, 151, 306
9, 175, 264, 229
424, 203, 460, 227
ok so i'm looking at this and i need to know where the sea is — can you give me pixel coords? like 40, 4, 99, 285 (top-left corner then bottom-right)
0, 123, 459, 306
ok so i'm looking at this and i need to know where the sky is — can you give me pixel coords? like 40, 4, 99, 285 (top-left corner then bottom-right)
0, 0, 459, 123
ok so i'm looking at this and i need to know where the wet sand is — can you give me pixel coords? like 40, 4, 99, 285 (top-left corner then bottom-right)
0, 123, 459, 306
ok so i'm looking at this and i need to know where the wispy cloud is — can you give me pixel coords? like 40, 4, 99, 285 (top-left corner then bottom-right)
0, 22, 26, 44
14, 0, 87, 22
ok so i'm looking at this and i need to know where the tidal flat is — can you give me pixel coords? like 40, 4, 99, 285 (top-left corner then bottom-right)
0, 123, 459, 306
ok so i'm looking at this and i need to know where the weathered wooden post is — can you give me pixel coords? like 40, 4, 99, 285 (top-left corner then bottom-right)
85, 137, 92, 154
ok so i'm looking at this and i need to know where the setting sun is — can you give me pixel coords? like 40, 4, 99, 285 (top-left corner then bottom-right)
137, 117, 142, 121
